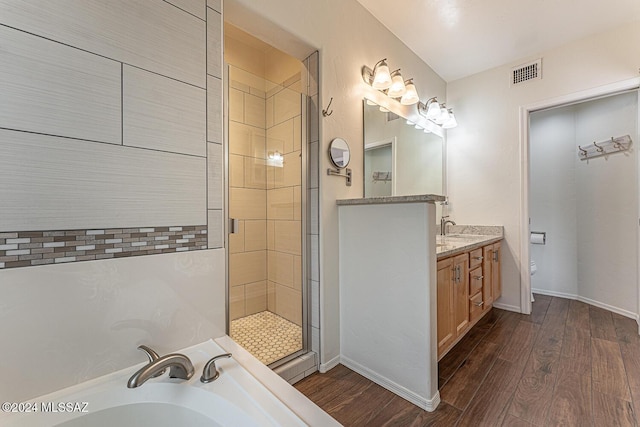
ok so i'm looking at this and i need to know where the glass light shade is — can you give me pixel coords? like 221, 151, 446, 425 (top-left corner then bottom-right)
425, 99, 441, 120
435, 106, 450, 124
442, 111, 458, 129
387, 73, 406, 98
372, 63, 392, 90
400, 81, 419, 105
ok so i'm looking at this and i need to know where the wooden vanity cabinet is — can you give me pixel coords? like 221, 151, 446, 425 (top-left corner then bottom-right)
438, 240, 501, 360
437, 254, 469, 357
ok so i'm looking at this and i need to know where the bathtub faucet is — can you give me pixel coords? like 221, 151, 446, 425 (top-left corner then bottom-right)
201, 353, 232, 383
127, 350, 195, 388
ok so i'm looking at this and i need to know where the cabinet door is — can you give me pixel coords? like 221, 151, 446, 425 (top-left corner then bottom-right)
437, 258, 455, 357
453, 253, 469, 336
492, 241, 502, 300
482, 245, 493, 306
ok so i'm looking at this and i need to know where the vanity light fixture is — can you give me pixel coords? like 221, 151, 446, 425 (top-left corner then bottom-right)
386, 70, 407, 98
400, 79, 419, 105
421, 97, 442, 121
362, 59, 393, 90
442, 109, 458, 129
435, 104, 450, 124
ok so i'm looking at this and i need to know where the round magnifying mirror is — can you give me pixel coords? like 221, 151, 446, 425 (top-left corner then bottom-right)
329, 138, 350, 169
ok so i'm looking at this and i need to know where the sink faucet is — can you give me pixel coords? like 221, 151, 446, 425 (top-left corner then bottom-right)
440, 215, 456, 236
127, 352, 194, 388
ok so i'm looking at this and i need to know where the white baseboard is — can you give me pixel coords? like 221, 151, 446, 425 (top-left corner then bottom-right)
319, 355, 340, 373
492, 302, 521, 313
340, 356, 441, 412
532, 288, 639, 321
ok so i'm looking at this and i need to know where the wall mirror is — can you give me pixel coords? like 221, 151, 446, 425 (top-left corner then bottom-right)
363, 100, 444, 199
329, 137, 351, 168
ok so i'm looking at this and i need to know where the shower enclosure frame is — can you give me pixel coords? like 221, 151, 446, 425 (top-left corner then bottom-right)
223, 63, 310, 368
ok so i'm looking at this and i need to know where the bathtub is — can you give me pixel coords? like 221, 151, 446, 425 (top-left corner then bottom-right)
0, 338, 341, 427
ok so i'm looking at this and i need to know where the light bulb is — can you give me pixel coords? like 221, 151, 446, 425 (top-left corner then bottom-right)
400, 80, 419, 105
371, 60, 392, 90
386, 70, 407, 98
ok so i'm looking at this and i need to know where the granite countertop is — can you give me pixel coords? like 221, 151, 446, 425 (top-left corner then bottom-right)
436, 225, 503, 259
337, 194, 446, 206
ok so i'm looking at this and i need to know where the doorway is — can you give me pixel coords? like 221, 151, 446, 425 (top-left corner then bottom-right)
521, 83, 640, 319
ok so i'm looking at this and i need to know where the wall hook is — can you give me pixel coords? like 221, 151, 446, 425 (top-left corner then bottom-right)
322, 97, 334, 117
593, 141, 604, 153
578, 145, 588, 157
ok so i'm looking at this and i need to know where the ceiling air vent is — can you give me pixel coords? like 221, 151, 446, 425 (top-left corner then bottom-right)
511, 59, 542, 86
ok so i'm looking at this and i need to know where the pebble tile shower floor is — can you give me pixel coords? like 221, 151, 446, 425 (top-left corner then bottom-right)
230, 311, 302, 365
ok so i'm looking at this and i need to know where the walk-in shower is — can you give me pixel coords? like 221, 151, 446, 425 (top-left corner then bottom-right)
225, 24, 307, 366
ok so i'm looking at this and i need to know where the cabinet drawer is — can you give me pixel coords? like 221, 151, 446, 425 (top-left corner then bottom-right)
469, 248, 484, 269
469, 292, 484, 321
469, 266, 483, 295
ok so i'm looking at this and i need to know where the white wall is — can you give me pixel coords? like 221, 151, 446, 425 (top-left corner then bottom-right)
530, 92, 638, 317
447, 21, 640, 310
225, 0, 447, 368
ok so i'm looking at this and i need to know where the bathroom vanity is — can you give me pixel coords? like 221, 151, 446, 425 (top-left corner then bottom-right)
435, 227, 503, 359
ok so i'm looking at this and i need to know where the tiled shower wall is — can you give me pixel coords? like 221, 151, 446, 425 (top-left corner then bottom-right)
0, 0, 224, 269
0, 0, 227, 402
228, 67, 269, 321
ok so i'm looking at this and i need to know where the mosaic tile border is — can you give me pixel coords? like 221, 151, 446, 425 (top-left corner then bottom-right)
0, 226, 207, 269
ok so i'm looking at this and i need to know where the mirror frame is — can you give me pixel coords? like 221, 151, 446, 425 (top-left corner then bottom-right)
329, 137, 351, 169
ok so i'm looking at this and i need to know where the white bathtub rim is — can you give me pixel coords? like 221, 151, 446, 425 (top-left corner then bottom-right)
0, 338, 328, 427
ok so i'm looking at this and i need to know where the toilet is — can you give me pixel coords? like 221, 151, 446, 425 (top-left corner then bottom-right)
530, 260, 537, 302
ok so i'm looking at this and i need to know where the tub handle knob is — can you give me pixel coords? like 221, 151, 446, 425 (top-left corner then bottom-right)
201, 353, 232, 383
138, 345, 166, 378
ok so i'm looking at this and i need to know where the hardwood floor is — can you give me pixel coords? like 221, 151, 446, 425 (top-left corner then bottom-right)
294, 295, 640, 426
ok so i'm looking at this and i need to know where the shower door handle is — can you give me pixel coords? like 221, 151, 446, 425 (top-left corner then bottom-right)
229, 218, 239, 234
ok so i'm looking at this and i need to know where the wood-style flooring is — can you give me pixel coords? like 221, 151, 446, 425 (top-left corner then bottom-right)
294, 295, 640, 426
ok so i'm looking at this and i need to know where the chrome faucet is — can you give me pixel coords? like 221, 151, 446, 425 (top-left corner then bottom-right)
201, 353, 232, 383
440, 215, 456, 236
127, 349, 194, 388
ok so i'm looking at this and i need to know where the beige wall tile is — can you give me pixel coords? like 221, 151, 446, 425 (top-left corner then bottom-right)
266, 96, 274, 128
229, 154, 244, 188
294, 255, 302, 290
229, 219, 245, 254
245, 281, 267, 315
229, 66, 266, 93
207, 209, 224, 249
268, 250, 294, 287
230, 188, 266, 220
294, 186, 301, 221
229, 121, 265, 158
283, 151, 301, 187
207, 142, 223, 209
267, 119, 293, 154
267, 220, 275, 250
275, 284, 302, 326
230, 250, 266, 286
274, 220, 301, 255
274, 87, 300, 123
229, 88, 244, 122
229, 285, 245, 321
244, 93, 265, 128
293, 115, 302, 152
267, 281, 276, 312
245, 220, 266, 251
267, 187, 294, 220
244, 157, 266, 189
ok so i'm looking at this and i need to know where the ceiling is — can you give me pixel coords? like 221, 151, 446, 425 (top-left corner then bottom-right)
356, 0, 640, 82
